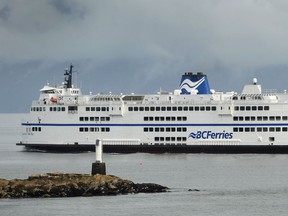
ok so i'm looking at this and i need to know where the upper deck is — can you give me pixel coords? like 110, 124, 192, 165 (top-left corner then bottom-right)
30, 64, 288, 108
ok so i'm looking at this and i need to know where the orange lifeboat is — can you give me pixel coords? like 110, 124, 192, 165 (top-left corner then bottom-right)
50, 97, 57, 103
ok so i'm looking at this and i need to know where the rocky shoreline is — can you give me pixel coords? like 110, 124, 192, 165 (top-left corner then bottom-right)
0, 173, 169, 198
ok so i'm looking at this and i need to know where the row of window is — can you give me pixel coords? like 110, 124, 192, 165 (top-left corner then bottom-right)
31, 107, 46, 112
31, 105, 272, 113
33, 106, 118, 112
90, 97, 121, 101
234, 106, 269, 111
128, 106, 217, 112
232, 95, 262, 100
25, 127, 42, 132
154, 143, 187, 146
233, 116, 288, 121
154, 137, 187, 142
233, 127, 288, 132
144, 116, 187, 121
71, 90, 79, 94
86, 107, 110, 112
79, 127, 110, 132
31, 106, 67, 112
50, 107, 66, 112
144, 127, 187, 132
79, 116, 110, 122
32, 127, 41, 132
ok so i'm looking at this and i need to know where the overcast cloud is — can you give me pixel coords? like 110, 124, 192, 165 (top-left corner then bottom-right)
1, 0, 288, 112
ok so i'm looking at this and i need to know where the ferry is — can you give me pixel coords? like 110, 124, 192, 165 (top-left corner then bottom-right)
17, 64, 288, 153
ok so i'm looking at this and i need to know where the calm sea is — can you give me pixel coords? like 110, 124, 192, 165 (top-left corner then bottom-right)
0, 113, 288, 216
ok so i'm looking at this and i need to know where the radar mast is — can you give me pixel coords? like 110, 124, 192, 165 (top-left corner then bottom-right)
64, 64, 74, 89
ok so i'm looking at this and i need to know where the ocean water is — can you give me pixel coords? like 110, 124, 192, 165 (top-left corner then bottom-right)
0, 113, 288, 216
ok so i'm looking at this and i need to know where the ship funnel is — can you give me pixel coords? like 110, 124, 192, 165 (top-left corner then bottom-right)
179, 72, 211, 94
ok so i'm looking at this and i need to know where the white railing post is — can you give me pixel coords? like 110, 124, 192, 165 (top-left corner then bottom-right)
95, 139, 103, 163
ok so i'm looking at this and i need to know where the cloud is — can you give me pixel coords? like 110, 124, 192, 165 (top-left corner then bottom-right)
0, 5, 10, 20
1, 0, 288, 67
48, 0, 84, 17
1, 0, 288, 112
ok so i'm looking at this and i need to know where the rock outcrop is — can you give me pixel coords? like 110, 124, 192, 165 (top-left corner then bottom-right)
0, 173, 169, 198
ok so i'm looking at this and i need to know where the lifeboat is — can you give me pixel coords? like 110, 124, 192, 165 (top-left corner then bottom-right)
50, 97, 57, 103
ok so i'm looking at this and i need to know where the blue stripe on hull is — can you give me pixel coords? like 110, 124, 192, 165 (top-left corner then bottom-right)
22, 123, 288, 127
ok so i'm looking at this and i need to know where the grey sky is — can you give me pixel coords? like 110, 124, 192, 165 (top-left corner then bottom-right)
1, 0, 288, 112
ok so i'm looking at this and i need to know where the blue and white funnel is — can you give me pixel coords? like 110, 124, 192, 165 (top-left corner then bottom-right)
180, 72, 211, 94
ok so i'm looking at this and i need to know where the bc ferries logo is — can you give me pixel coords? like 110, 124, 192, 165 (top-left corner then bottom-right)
189, 130, 233, 139
180, 77, 205, 93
